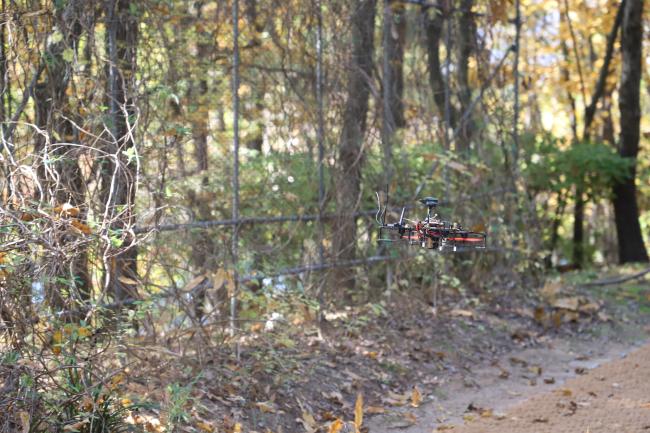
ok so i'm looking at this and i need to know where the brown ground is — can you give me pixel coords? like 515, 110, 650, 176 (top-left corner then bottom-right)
115, 266, 650, 433
450, 342, 650, 433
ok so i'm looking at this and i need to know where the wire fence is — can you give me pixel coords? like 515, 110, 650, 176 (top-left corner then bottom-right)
0, 0, 527, 341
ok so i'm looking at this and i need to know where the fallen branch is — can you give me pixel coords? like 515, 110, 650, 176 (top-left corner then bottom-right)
582, 267, 650, 287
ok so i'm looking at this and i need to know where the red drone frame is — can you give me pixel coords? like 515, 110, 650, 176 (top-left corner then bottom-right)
377, 196, 487, 252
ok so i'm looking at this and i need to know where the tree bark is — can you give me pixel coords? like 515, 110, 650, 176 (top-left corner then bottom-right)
332, 0, 377, 292
613, 0, 649, 263
243, 0, 265, 152
32, 0, 90, 309
188, 1, 216, 319
424, 4, 457, 133
455, 0, 476, 153
565, 0, 623, 268
383, 0, 406, 131
103, 0, 140, 302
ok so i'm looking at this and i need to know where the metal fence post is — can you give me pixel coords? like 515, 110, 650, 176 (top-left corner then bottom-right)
231, 0, 241, 356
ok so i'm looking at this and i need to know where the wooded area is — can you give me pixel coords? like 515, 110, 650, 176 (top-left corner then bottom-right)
0, 0, 648, 432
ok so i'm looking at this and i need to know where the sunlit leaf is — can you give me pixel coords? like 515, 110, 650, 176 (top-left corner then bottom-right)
328, 419, 343, 433
411, 387, 422, 408
354, 393, 363, 429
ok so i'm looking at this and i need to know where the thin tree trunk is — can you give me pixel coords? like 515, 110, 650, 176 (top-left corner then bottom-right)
455, 0, 475, 153
383, 0, 406, 131
188, 1, 215, 319
332, 0, 377, 293
583, 0, 624, 140
380, 0, 405, 296
559, 35, 583, 267
244, 0, 265, 152
0, 0, 5, 135
423, 3, 457, 135
103, 0, 139, 302
613, 0, 648, 263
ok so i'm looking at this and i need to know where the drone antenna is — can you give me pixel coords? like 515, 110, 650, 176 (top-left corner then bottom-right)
398, 206, 405, 226
375, 192, 382, 225
383, 184, 389, 226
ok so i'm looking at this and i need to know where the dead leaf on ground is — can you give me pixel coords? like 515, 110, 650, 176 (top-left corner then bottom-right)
597, 311, 611, 322
557, 399, 578, 416
63, 419, 89, 432
411, 387, 422, 407
382, 390, 410, 406
511, 328, 533, 340
480, 409, 493, 418
195, 421, 215, 432
579, 302, 600, 313
328, 419, 343, 433
541, 281, 562, 300
564, 311, 580, 322
354, 393, 363, 429
366, 406, 385, 414
552, 297, 580, 311
509, 357, 528, 367
256, 401, 277, 413
390, 412, 417, 428
18, 411, 29, 433
298, 411, 318, 433
450, 309, 474, 319
323, 391, 345, 406
321, 411, 337, 421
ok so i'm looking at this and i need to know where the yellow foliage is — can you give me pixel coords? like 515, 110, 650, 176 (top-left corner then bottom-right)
70, 219, 92, 235
52, 330, 63, 345
196, 421, 215, 433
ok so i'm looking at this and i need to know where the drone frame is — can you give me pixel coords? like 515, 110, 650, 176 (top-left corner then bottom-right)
376, 193, 487, 252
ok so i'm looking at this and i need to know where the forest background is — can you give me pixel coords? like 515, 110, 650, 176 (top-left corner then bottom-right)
0, 0, 648, 432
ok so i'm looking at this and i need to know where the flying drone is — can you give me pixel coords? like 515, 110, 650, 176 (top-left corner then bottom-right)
376, 195, 487, 252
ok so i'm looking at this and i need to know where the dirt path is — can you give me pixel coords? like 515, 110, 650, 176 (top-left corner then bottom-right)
452, 340, 650, 432
368, 335, 649, 432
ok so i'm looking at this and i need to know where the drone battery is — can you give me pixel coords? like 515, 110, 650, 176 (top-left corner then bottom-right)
425, 237, 435, 249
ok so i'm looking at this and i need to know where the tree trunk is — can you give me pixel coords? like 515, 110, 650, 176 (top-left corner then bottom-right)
103, 0, 140, 302
455, 0, 476, 153
244, 0, 265, 152
613, 0, 648, 263
383, 0, 406, 131
424, 4, 457, 132
332, 0, 377, 293
32, 0, 90, 310
558, 34, 583, 267
188, 1, 216, 319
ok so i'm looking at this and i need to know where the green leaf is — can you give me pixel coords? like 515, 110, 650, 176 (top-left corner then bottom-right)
62, 48, 74, 63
